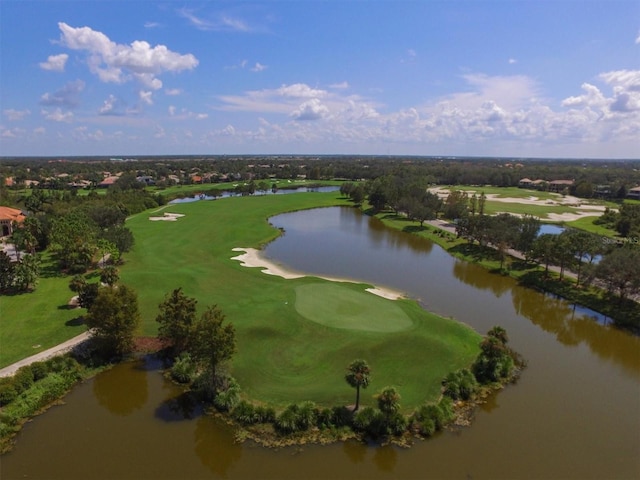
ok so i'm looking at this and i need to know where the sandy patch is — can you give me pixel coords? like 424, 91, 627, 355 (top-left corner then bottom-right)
231, 247, 405, 300
149, 212, 185, 221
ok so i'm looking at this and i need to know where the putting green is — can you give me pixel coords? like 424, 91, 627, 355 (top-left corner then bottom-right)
295, 283, 413, 332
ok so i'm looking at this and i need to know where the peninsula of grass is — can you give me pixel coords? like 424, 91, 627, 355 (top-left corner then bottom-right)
120, 192, 481, 410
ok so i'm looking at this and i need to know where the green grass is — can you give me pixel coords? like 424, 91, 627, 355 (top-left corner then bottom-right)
294, 283, 413, 333
120, 193, 481, 410
0, 277, 85, 367
2, 192, 481, 410
565, 216, 618, 237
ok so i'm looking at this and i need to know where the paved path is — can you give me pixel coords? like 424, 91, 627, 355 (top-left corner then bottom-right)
0, 331, 91, 378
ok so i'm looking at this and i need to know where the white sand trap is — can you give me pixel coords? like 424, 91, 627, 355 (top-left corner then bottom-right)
231, 247, 405, 300
149, 212, 185, 221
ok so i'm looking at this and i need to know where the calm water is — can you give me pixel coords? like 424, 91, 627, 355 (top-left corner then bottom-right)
3, 207, 639, 479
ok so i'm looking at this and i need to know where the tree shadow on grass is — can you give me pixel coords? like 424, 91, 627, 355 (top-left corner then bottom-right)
65, 316, 85, 327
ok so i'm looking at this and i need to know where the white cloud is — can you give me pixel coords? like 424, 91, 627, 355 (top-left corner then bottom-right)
291, 98, 330, 121
168, 105, 176, 116
636, 31, 640, 44
330, 81, 349, 90
144, 22, 160, 29
39, 54, 69, 72
98, 94, 123, 115
58, 22, 198, 89
139, 90, 153, 105
177, 8, 253, 32
40, 80, 85, 108
3, 109, 31, 121
165, 88, 182, 96
251, 62, 268, 72
277, 84, 327, 98
41, 108, 74, 122
508, 58, 517, 64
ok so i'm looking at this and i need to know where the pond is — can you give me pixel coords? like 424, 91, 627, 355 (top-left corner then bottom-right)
169, 185, 340, 203
3, 206, 639, 479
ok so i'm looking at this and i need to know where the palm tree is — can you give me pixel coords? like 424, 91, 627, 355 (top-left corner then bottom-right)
345, 359, 371, 411
376, 386, 401, 416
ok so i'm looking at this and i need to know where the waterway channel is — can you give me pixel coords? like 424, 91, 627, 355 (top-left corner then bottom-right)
3, 206, 639, 479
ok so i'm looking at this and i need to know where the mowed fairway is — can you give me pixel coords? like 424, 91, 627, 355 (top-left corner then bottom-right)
122, 192, 481, 410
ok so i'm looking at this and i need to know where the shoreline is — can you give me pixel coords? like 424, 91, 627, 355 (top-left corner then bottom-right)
230, 247, 405, 300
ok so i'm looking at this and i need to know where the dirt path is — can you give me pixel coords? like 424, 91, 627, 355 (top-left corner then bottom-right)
0, 331, 91, 378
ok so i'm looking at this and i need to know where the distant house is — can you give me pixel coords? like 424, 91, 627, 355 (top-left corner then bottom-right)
627, 186, 640, 200
0, 207, 26, 237
98, 176, 120, 188
519, 178, 548, 190
549, 180, 574, 193
136, 175, 156, 186
518, 178, 533, 187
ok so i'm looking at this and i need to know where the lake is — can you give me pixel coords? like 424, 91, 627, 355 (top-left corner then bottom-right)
3, 206, 639, 479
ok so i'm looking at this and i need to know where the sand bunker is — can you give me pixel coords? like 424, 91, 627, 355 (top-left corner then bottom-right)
231, 247, 404, 300
149, 212, 185, 221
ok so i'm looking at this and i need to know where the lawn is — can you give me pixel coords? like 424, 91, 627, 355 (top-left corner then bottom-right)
2, 192, 481, 409
120, 192, 481, 410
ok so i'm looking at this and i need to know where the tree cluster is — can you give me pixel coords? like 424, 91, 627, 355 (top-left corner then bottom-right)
156, 288, 237, 392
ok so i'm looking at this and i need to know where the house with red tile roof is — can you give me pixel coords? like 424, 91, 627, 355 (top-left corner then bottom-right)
0, 207, 26, 237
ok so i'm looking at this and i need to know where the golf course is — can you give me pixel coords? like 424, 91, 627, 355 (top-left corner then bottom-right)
122, 192, 481, 410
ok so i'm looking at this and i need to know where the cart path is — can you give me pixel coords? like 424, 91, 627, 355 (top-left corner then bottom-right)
0, 331, 90, 378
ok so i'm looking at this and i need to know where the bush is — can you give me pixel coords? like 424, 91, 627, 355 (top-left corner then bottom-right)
443, 368, 479, 400
0, 383, 17, 407
254, 405, 276, 424
12, 367, 34, 395
412, 397, 455, 438
232, 400, 258, 425
170, 353, 196, 384
315, 407, 334, 429
275, 404, 301, 434
353, 407, 386, 437
212, 379, 241, 412
30, 361, 49, 381
331, 406, 353, 428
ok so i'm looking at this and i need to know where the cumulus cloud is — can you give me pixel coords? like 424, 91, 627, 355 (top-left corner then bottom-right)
41, 108, 74, 122
139, 90, 154, 105
251, 62, 268, 72
291, 98, 330, 121
57, 22, 198, 89
3, 109, 31, 121
40, 80, 85, 108
39, 53, 69, 72
165, 88, 182, 96
98, 94, 125, 115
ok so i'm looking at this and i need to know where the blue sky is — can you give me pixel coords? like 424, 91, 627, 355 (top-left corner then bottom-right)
1, 0, 639, 158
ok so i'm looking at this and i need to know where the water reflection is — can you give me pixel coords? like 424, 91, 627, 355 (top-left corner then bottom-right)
512, 286, 640, 377
194, 415, 243, 478
452, 260, 512, 298
93, 359, 148, 416
343, 439, 367, 464
155, 391, 203, 422
372, 444, 398, 472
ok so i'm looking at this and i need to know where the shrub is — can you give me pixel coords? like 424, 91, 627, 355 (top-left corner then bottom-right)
353, 407, 386, 437
315, 407, 334, 429
232, 400, 258, 425
385, 411, 408, 436
0, 383, 17, 407
12, 367, 34, 395
331, 406, 353, 428
212, 379, 240, 412
30, 361, 49, 381
296, 401, 316, 431
170, 353, 196, 384
443, 368, 479, 400
254, 405, 276, 424
275, 404, 301, 434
